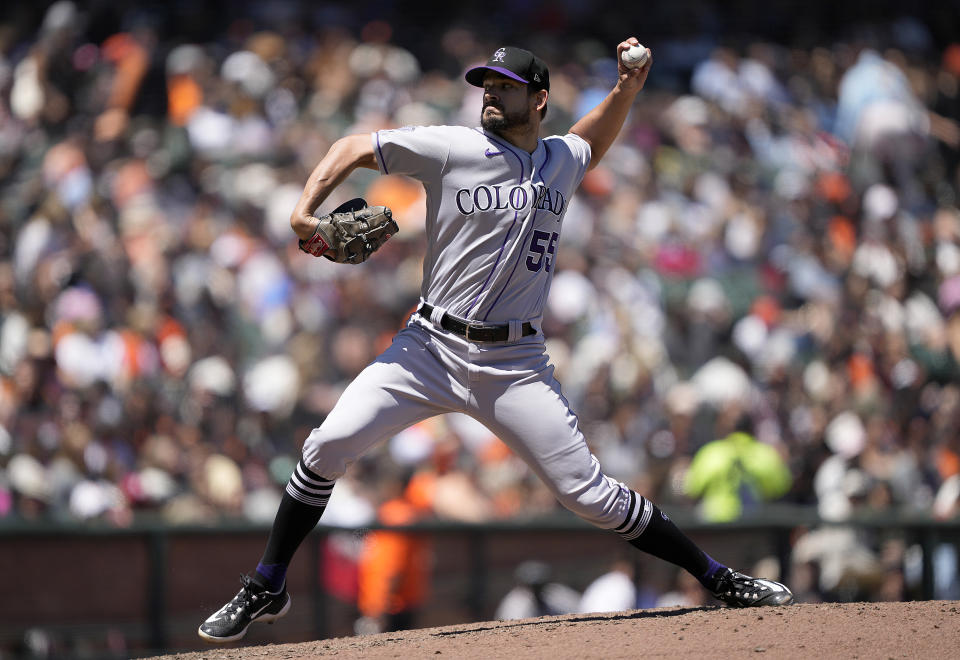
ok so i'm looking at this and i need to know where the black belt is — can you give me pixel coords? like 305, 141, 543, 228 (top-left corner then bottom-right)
418, 304, 536, 343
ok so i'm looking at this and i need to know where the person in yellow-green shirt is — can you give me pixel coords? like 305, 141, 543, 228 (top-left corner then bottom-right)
685, 418, 792, 522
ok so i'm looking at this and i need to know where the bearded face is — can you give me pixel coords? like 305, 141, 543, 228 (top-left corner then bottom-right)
480, 74, 538, 134
481, 99, 533, 132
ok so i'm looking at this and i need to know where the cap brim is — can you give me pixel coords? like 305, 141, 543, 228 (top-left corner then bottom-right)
465, 65, 529, 87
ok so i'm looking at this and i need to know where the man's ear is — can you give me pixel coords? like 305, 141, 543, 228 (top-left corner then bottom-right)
536, 90, 548, 113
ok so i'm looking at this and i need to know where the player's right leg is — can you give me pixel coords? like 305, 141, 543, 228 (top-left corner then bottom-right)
199, 324, 462, 643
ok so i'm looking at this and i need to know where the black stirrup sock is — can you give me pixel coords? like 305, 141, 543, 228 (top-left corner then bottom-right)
616, 491, 727, 588
253, 459, 335, 592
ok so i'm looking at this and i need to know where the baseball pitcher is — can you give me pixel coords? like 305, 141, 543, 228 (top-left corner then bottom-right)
199, 37, 793, 643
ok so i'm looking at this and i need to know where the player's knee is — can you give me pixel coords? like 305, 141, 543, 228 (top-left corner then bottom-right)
300, 429, 348, 480
554, 491, 611, 526
553, 480, 631, 529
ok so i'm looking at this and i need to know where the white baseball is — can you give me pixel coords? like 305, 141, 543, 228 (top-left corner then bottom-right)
621, 44, 649, 69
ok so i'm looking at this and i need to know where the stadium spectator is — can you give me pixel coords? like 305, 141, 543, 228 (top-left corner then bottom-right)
577, 558, 641, 614
355, 468, 432, 634
684, 415, 792, 521
1, 1, 960, 611
495, 560, 581, 620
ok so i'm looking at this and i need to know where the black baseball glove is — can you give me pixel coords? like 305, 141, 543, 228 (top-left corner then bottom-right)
298, 198, 398, 264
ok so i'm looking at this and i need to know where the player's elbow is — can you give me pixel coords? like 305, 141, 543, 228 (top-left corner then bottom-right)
333, 134, 378, 170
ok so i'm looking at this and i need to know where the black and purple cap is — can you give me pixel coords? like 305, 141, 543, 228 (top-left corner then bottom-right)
465, 46, 550, 92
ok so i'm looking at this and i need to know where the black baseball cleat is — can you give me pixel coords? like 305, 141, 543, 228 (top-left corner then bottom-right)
198, 575, 291, 643
710, 569, 794, 608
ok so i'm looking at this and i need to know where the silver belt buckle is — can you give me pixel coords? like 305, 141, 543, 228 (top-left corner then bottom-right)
464, 320, 497, 341
464, 322, 481, 341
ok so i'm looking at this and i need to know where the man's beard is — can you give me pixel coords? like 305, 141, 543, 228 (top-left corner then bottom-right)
481, 104, 530, 132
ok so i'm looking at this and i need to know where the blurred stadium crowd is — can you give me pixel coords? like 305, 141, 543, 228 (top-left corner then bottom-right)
3, 0, 960, 604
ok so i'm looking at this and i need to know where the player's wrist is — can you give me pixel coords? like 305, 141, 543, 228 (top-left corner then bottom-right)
291, 212, 318, 240
612, 79, 643, 99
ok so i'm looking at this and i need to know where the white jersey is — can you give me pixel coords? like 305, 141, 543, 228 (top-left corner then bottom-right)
372, 125, 591, 324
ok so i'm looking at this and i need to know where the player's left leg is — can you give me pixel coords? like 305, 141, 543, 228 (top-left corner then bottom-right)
471, 347, 792, 608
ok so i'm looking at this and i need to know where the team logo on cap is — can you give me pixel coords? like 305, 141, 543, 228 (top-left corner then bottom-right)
492, 48, 506, 62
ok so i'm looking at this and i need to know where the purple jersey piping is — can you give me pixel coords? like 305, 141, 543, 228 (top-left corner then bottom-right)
375, 131, 389, 174
481, 142, 551, 321
464, 129, 526, 319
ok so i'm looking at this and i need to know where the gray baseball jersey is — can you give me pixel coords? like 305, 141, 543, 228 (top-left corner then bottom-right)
373, 125, 591, 323
298, 125, 648, 539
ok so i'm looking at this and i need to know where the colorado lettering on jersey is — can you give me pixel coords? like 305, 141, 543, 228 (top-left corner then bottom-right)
455, 183, 565, 218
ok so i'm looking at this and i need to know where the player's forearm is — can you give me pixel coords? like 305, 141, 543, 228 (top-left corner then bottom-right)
291, 134, 378, 239
570, 84, 639, 170
571, 39, 650, 170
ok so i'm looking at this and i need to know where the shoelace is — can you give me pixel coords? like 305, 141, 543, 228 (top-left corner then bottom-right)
720, 573, 765, 600
224, 575, 263, 620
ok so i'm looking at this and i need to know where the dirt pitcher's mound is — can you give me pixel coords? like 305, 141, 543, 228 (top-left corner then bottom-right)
155, 601, 959, 659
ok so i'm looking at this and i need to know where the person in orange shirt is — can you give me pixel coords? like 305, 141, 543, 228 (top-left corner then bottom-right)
355, 470, 432, 634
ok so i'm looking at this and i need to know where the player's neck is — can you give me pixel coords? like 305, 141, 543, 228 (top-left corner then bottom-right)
489, 125, 540, 153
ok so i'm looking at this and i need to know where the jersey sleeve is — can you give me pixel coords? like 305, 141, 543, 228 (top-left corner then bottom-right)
554, 132, 592, 185
371, 126, 451, 182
